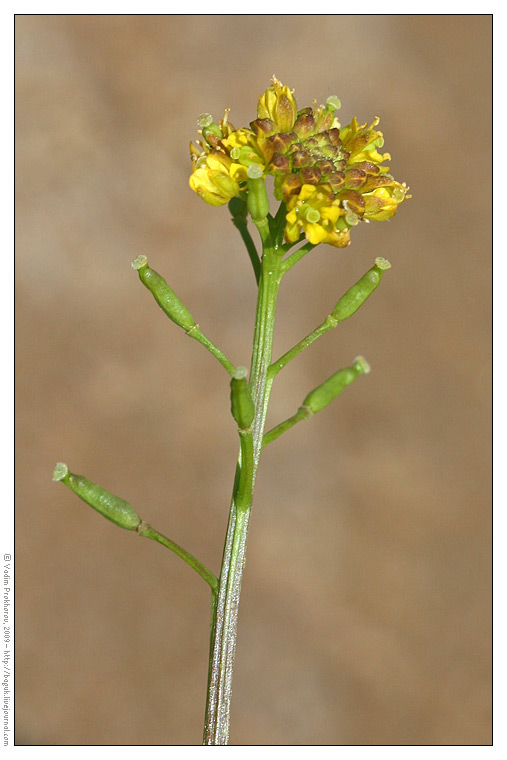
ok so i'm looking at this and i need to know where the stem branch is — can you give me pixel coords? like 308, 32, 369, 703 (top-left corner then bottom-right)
186, 325, 236, 375
262, 405, 312, 448
269, 314, 337, 378
282, 241, 316, 272
232, 220, 261, 283
137, 521, 218, 592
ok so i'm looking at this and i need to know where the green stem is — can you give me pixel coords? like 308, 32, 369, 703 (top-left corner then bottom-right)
137, 521, 218, 593
186, 325, 236, 375
203, 217, 283, 745
249, 218, 283, 458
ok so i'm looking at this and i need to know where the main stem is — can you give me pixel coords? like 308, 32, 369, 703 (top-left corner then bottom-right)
202, 220, 282, 745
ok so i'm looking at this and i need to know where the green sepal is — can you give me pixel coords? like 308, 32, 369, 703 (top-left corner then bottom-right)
332, 257, 391, 323
302, 357, 370, 414
132, 256, 195, 331
230, 367, 255, 430
52, 463, 141, 531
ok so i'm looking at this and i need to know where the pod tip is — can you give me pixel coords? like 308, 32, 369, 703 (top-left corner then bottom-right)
131, 255, 148, 270
375, 257, 391, 271
326, 95, 341, 111
197, 113, 213, 128
247, 163, 263, 179
233, 366, 248, 380
353, 356, 371, 375
52, 462, 68, 482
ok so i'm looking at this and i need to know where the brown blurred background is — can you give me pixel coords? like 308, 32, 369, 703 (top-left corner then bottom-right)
15, 15, 491, 746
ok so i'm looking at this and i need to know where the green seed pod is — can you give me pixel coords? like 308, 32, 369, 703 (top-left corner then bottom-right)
246, 164, 270, 222
52, 463, 142, 531
230, 366, 255, 430
332, 257, 391, 323
302, 356, 370, 415
131, 256, 195, 331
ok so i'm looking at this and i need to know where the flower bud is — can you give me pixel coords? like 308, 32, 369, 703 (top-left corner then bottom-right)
293, 112, 316, 139
246, 164, 270, 222
131, 256, 196, 332
302, 357, 369, 415
250, 118, 277, 137
344, 167, 367, 189
290, 148, 311, 168
340, 189, 365, 216
270, 132, 297, 154
269, 153, 291, 175
331, 258, 391, 323
230, 367, 255, 430
280, 173, 302, 198
313, 108, 334, 134
300, 167, 322, 185
52, 463, 141, 531
328, 171, 346, 191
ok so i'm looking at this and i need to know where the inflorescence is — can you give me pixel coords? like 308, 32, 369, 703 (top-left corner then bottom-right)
189, 77, 409, 248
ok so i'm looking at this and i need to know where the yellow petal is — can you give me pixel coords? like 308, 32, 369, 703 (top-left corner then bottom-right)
321, 205, 340, 223
305, 223, 328, 245
299, 184, 318, 202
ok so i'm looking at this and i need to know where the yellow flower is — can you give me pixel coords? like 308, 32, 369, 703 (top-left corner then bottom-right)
340, 117, 391, 167
221, 128, 266, 169
257, 76, 297, 133
363, 183, 409, 221
189, 153, 247, 207
285, 184, 344, 247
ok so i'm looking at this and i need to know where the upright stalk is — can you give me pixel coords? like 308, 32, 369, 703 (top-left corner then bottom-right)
203, 220, 283, 745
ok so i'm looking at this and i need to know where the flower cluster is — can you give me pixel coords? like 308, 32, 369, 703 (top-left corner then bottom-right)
189, 78, 409, 248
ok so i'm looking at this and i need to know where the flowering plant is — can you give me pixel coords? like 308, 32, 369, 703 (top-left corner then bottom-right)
53, 78, 409, 745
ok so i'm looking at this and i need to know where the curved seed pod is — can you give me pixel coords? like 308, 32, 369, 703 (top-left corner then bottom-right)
302, 356, 370, 415
131, 256, 195, 331
332, 257, 391, 323
52, 463, 141, 531
230, 366, 255, 430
